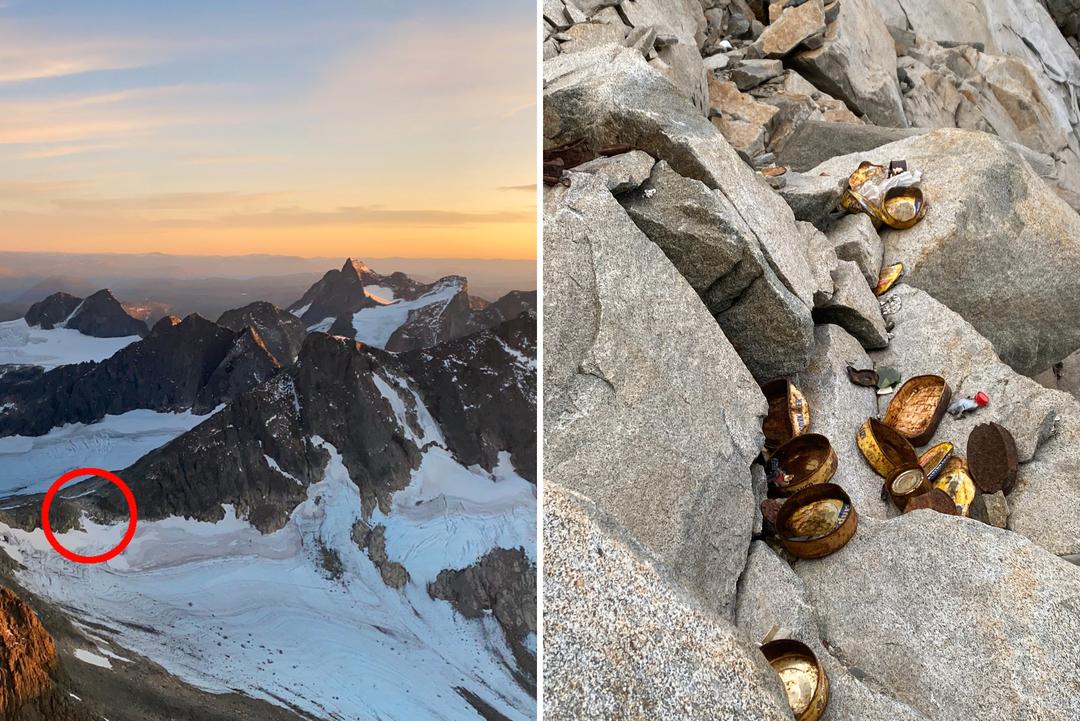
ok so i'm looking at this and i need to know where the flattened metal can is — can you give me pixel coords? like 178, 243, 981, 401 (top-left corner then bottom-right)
770, 434, 837, 495
967, 422, 1019, 494
934, 456, 976, 516
918, 441, 954, 481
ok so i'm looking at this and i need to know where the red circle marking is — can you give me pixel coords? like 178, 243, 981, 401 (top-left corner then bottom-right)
41, 468, 137, 564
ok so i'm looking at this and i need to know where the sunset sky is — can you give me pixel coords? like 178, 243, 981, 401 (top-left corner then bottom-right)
0, 0, 536, 259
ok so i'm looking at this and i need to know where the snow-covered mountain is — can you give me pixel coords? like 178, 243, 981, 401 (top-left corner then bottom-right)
0, 267, 536, 720
288, 259, 537, 352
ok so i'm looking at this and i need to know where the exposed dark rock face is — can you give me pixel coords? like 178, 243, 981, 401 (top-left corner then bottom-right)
0, 314, 277, 437
216, 301, 306, 365
477, 290, 537, 327
384, 277, 481, 352
69, 333, 421, 530
429, 547, 536, 680
23, 293, 82, 330
64, 290, 148, 338
285, 259, 376, 327
192, 327, 280, 414
402, 314, 537, 481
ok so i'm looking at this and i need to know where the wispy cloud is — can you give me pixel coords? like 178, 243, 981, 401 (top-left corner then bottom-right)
497, 184, 536, 192
155, 204, 534, 228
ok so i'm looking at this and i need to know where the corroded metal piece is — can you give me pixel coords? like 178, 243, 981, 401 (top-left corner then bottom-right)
874, 263, 904, 296
840, 161, 887, 215
967, 422, 1019, 494
760, 639, 830, 721
856, 417, 919, 478
776, 483, 858, 559
771, 434, 837, 496
919, 441, 954, 481
883, 375, 952, 447
762, 379, 811, 453
903, 488, 959, 515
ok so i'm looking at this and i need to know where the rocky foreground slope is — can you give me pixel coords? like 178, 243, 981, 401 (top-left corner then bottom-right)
544, 1, 1080, 719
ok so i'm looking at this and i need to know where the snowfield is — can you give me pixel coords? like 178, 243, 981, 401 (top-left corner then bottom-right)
352, 279, 462, 349
0, 318, 139, 369
0, 382, 536, 719
0, 409, 216, 496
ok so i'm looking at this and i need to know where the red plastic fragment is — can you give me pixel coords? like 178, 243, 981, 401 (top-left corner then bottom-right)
975, 391, 990, 407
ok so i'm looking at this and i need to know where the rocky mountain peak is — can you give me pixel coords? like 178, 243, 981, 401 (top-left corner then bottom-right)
217, 301, 306, 365
287, 258, 376, 327
23, 292, 82, 330
343, 257, 371, 278
65, 289, 149, 339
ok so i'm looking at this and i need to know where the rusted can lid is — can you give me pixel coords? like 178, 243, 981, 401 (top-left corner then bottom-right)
762, 379, 811, 452
775, 483, 858, 559
856, 418, 919, 478
887, 465, 931, 510
874, 263, 904, 296
918, 441, 953, 481
934, 457, 976, 516
770, 434, 837, 496
967, 422, 1019, 494
760, 638, 830, 721
903, 488, 959, 515
883, 375, 952, 447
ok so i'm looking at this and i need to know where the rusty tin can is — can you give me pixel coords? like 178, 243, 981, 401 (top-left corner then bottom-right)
887, 465, 931, 510
856, 417, 919, 478
881, 186, 928, 230
760, 638, 830, 721
775, 483, 858, 559
883, 375, 952, 447
762, 379, 811, 453
771, 434, 837, 496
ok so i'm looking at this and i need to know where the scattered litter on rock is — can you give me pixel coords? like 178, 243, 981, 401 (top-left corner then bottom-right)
879, 294, 902, 316
839, 160, 929, 229
846, 365, 878, 387
947, 391, 990, 417
760, 638, 830, 721
875, 365, 901, 392
873, 263, 904, 296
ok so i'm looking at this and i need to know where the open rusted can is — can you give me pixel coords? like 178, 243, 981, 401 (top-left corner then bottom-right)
967, 422, 1019, 494
886, 465, 931, 510
775, 483, 857, 559
856, 417, 919, 478
903, 488, 959, 515
770, 434, 837, 495
881, 186, 928, 229
882, 375, 951, 446
762, 379, 811, 453
918, 441, 953, 481
760, 639, 830, 721
934, 456, 976, 516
